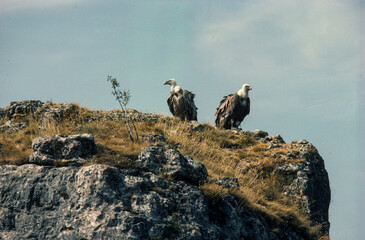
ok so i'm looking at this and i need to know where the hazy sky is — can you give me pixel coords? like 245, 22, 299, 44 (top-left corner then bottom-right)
0, 0, 363, 239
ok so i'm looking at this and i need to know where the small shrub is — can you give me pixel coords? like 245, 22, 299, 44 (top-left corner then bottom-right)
107, 75, 139, 142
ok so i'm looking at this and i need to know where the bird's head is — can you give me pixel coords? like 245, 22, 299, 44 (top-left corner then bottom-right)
163, 78, 176, 87
237, 84, 252, 98
242, 84, 252, 91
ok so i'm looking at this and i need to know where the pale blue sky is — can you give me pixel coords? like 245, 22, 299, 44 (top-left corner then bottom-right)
0, 0, 363, 239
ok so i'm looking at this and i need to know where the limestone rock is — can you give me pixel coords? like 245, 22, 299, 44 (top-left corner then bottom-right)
29, 134, 97, 166
253, 129, 269, 139
40, 102, 79, 123
135, 142, 208, 185
276, 141, 331, 234
0, 164, 306, 240
265, 134, 285, 144
0, 120, 26, 133
143, 133, 166, 143
5, 100, 44, 119
210, 177, 239, 189
0, 101, 162, 125
84, 109, 162, 123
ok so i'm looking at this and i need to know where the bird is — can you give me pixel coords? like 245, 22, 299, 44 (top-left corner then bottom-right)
215, 84, 252, 129
163, 78, 198, 121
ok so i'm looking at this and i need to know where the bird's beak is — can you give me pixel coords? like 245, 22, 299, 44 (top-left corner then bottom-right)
249, 86, 253, 90
163, 81, 169, 85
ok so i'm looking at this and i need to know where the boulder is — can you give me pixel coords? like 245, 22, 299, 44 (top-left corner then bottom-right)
265, 134, 285, 144
0, 120, 26, 133
253, 129, 269, 139
135, 142, 208, 185
210, 177, 239, 189
29, 134, 97, 166
5, 100, 44, 119
143, 133, 166, 143
40, 102, 79, 123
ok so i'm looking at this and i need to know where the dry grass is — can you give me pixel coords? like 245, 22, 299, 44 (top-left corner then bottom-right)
0, 104, 326, 239
147, 119, 323, 239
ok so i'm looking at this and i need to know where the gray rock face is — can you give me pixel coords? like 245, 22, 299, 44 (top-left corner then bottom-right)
265, 134, 285, 144
0, 162, 305, 240
210, 177, 239, 189
0, 101, 162, 126
40, 102, 79, 123
29, 134, 97, 166
276, 140, 331, 234
84, 109, 162, 123
143, 133, 166, 143
0, 101, 331, 239
135, 143, 208, 186
253, 129, 269, 138
5, 100, 44, 119
0, 120, 26, 133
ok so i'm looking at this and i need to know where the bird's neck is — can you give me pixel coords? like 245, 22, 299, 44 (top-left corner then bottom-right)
170, 82, 176, 92
237, 89, 248, 98
172, 85, 181, 93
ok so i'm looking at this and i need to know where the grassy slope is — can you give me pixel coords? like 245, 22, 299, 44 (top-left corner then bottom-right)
0, 105, 327, 240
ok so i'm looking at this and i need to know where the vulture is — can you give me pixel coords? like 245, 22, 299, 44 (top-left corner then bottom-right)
215, 84, 252, 129
163, 78, 198, 121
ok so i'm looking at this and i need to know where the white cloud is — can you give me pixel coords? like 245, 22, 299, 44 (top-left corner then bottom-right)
0, 0, 86, 13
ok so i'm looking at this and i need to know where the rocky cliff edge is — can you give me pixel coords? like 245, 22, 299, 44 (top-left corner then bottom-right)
0, 101, 330, 240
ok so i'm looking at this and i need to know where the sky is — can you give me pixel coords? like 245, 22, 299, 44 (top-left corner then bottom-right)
0, 0, 364, 239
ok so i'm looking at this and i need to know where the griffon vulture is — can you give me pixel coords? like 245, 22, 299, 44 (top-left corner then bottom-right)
215, 84, 252, 129
163, 79, 198, 121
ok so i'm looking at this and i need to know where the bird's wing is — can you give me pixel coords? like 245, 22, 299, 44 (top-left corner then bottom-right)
182, 90, 198, 119
246, 97, 250, 115
215, 94, 239, 117
167, 92, 176, 115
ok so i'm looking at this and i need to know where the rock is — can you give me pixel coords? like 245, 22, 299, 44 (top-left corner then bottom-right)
41, 102, 79, 123
5, 100, 44, 119
0, 108, 6, 119
265, 134, 285, 144
275, 141, 331, 234
226, 128, 243, 135
273, 134, 285, 143
186, 121, 204, 131
298, 139, 309, 144
29, 134, 97, 166
0, 100, 331, 238
0, 164, 307, 240
267, 143, 282, 149
84, 109, 161, 123
210, 177, 239, 189
135, 142, 208, 185
253, 129, 269, 139
290, 140, 298, 144
0, 101, 163, 127
143, 133, 166, 143
0, 120, 26, 133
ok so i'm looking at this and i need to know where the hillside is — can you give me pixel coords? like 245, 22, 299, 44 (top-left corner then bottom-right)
0, 100, 330, 240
